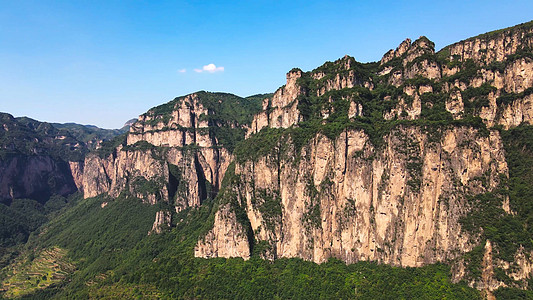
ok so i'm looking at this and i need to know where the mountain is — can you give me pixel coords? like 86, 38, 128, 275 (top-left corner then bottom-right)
0, 114, 132, 204
2, 21, 533, 299
0, 115, 131, 251
49, 121, 129, 150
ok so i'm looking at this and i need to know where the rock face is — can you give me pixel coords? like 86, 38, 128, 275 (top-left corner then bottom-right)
68, 161, 84, 192
447, 27, 533, 65
0, 155, 78, 204
83, 147, 169, 204
82, 91, 257, 220
198, 127, 507, 267
193, 21, 533, 292
127, 94, 211, 148
150, 210, 172, 234
443, 25, 533, 129
248, 69, 304, 135
195, 204, 251, 259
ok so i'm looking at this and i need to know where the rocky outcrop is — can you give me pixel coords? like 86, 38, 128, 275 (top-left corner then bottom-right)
195, 204, 251, 259
447, 25, 533, 65
248, 56, 375, 136
82, 148, 168, 204
379, 36, 441, 87
82, 92, 240, 211
381, 38, 412, 65
127, 94, 211, 147
249, 69, 303, 135
150, 210, 172, 234
83, 145, 232, 210
312, 55, 374, 96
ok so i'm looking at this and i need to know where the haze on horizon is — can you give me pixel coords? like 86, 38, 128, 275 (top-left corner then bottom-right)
1, 0, 532, 129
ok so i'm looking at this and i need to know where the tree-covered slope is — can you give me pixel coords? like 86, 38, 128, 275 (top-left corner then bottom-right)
1, 192, 480, 299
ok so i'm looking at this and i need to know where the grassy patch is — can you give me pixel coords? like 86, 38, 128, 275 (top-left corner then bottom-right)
1, 247, 74, 298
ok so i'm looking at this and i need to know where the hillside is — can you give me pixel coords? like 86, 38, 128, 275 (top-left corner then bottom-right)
2, 21, 533, 299
0, 116, 129, 256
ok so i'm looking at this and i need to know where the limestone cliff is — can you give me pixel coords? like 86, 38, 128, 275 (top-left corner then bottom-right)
198, 127, 506, 266
248, 69, 304, 135
194, 21, 533, 293
195, 204, 251, 259
81, 92, 261, 235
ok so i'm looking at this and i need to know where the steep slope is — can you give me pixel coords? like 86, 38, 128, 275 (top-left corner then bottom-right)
81, 92, 263, 231
0, 113, 81, 204
0, 114, 128, 249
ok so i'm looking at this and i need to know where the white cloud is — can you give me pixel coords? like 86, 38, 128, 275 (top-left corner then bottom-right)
194, 63, 224, 73
178, 68, 186, 73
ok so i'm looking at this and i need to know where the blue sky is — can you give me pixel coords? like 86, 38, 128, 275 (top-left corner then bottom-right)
1, 1, 532, 128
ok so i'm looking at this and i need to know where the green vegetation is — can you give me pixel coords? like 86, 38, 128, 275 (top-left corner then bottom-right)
254, 189, 282, 233
498, 126, 533, 258
141, 91, 263, 152
457, 20, 533, 44
303, 179, 321, 230
496, 87, 533, 106
49, 122, 128, 149
1, 247, 75, 298
459, 125, 533, 292
461, 83, 496, 115
1, 191, 481, 299
494, 287, 533, 299
94, 133, 127, 158
0, 114, 125, 162
445, 59, 480, 84
0, 114, 84, 162
310, 55, 378, 87
0, 195, 77, 249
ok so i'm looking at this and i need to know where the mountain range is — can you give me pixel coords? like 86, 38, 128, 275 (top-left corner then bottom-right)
1, 21, 533, 299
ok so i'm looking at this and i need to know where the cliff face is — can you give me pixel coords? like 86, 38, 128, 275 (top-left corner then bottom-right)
197, 127, 507, 267
195, 204, 251, 259
0, 155, 78, 204
81, 92, 260, 238
443, 25, 533, 129
193, 21, 533, 292
0, 113, 89, 204
248, 70, 304, 135
82, 148, 169, 205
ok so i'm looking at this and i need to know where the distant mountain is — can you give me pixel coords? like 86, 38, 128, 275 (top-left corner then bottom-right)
0, 113, 134, 203
121, 118, 138, 130
0, 113, 130, 247
50, 120, 131, 150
